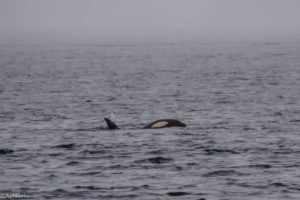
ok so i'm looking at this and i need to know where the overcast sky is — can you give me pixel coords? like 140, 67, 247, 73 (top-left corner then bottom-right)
1, 0, 300, 36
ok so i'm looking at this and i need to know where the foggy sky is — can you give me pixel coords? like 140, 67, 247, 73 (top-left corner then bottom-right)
1, 0, 300, 36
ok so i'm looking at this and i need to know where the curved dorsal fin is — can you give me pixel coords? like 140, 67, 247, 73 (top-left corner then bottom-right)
104, 118, 119, 129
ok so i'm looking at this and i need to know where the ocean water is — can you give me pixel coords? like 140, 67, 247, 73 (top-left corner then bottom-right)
0, 36, 300, 200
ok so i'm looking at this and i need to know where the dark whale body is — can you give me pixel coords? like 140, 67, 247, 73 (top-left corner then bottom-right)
104, 118, 186, 130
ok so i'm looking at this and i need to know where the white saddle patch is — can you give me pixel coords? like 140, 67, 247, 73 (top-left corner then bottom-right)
151, 121, 168, 128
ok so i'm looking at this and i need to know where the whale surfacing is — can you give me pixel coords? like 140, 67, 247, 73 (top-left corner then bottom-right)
104, 118, 186, 130
142, 119, 186, 129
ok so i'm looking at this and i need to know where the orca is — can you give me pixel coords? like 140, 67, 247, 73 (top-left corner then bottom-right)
104, 118, 186, 130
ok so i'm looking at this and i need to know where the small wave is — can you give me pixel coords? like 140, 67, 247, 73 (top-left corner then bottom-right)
248, 164, 272, 169
243, 126, 256, 131
265, 53, 286, 57
69, 171, 103, 176
64, 56, 76, 60
66, 156, 110, 160
80, 150, 106, 155
236, 183, 268, 189
167, 191, 191, 196
204, 170, 245, 177
49, 153, 63, 156
65, 161, 81, 166
0, 148, 14, 155
271, 182, 288, 187
64, 127, 106, 132
208, 126, 229, 130
288, 186, 300, 191
290, 119, 300, 123
215, 100, 234, 104
147, 157, 174, 164
73, 185, 101, 190
147, 149, 165, 154
107, 164, 129, 170
90, 164, 130, 171
97, 194, 138, 199
54, 143, 76, 149
44, 189, 85, 199
231, 164, 272, 169
0, 112, 15, 120
204, 148, 239, 155
74, 184, 150, 191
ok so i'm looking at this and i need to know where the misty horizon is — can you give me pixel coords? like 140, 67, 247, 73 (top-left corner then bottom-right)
1, 0, 300, 38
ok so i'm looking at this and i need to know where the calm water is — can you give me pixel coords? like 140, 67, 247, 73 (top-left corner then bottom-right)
0, 36, 300, 200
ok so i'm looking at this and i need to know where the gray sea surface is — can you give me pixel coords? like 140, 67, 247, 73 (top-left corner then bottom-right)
0, 36, 300, 200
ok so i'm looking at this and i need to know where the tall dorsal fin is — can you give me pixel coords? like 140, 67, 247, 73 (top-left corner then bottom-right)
104, 118, 119, 129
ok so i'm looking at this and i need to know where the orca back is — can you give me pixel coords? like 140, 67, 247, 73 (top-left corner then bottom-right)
142, 119, 186, 129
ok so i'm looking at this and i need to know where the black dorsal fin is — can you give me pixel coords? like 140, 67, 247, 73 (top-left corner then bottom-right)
104, 118, 119, 130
